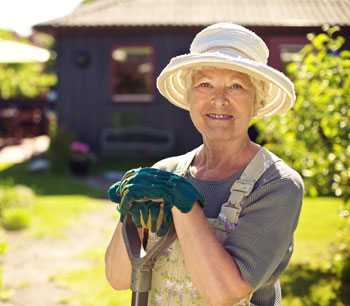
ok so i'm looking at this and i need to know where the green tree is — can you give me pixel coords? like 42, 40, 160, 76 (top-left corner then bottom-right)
255, 25, 350, 303
0, 30, 57, 100
256, 25, 349, 202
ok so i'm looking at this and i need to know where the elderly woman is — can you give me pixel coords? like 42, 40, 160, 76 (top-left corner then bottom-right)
105, 23, 304, 306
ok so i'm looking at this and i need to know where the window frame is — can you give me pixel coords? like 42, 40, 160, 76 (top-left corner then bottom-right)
109, 43, 155, 103
268, 36, 308, 72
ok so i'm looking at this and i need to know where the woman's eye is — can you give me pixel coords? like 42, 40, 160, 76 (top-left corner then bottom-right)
198, 82, 211, 88
230, 83, 243, 89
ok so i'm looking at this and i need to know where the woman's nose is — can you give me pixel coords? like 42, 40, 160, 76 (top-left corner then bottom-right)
211, 88, 229, 105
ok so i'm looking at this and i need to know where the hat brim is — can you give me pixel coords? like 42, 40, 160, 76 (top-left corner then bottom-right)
156, 52, 296, 118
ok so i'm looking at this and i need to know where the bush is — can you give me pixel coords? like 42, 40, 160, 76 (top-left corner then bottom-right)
0, 29, 57, 100
1, 207, 31, 231
0, 180, 35, 231
254, 25, 350, 304
0, 179, 36, 217
46, 115, 76, 173
255, 25, 349, 200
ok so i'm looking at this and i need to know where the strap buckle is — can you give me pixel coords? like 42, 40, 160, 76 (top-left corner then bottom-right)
219, 206, 241, 224
230, 179, 255, 196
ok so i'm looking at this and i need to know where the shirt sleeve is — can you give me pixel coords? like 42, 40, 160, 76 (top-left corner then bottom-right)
222, 175, 304, 290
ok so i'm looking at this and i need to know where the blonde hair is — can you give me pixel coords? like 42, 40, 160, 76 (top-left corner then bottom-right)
184, 66, 266, 116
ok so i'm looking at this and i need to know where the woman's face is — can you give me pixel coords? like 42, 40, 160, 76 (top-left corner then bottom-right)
188, 67, 256, 143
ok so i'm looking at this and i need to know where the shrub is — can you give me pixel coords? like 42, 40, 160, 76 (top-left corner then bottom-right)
0, 179, 35, 217
255, 25, 349, 200
255, 25, 350, 304
46, 116, 76, 173
1, 207, 31, 231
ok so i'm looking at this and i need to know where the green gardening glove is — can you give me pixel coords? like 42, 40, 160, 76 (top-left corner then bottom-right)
108, 168, 174, 236
108, 167, 205, 236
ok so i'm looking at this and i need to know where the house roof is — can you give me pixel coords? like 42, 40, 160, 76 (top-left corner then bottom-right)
34, 0, 350, 29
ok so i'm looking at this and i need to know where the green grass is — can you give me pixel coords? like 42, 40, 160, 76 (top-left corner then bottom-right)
50, 197, 349, 306
292, 197, 345, 267
0, 159, 108, 238
0, 156, 154, 303
0, 155, 158, 239
52, 247, 131, 306
27, 196, 107, 238
0, 161, 103, 197
0, 163, 13, 172
1, 159, 348, 305
281, 197, 348, 306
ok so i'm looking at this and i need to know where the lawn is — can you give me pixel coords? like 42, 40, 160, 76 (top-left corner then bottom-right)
292, 197, 345, 267
0, 160, 106, 238
53, 197, 348, 306
27, 195, 106, 238
0, 158, 138, 305
1, 160, 348, 305
0, 156, 158, 238
281, 197, 347, 306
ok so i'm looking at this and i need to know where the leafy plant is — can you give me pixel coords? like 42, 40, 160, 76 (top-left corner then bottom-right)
0, 179, 36, 217
1, 207, 31, 231
0, 29, 57, 100
46, 121, 76, 173
70, 141, 96, 163
255, 25, 349, 201
0, 63, 57, 100
255, 25, 350, 303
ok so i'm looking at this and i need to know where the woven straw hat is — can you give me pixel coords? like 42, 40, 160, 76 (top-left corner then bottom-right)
156, 23, 296, 118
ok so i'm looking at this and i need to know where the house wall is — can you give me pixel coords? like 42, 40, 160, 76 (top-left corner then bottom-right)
54, 25, 350, 158
56, 29, 203, 158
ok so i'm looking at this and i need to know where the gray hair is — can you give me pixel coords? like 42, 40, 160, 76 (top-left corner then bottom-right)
184, 66, 266, 115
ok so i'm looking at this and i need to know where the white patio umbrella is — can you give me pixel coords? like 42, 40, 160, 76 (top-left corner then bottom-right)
0, 39, 50, 63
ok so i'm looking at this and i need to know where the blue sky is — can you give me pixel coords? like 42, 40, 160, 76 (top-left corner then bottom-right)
0, 0, 83, 36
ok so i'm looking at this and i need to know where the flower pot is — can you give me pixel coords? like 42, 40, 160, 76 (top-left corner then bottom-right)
69, 159, 91, 176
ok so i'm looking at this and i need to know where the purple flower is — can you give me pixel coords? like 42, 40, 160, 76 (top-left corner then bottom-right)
70, 141, 90, 154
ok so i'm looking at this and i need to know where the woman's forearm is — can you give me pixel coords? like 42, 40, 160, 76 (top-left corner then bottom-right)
105, 221, 132, 290
171, 202, 252, 306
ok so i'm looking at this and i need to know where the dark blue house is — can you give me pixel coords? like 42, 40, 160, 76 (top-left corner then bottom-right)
34, 0, 350, 158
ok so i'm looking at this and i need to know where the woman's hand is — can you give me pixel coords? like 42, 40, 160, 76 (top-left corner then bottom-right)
108, 167, 205, 236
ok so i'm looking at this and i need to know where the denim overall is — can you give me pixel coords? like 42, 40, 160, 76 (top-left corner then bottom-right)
146, 146, 275, 306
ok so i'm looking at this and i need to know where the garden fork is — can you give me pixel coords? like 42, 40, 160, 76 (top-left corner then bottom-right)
122, 214, 176, 306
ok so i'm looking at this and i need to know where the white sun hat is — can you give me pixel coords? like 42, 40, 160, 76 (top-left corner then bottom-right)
156, 23, 296, 118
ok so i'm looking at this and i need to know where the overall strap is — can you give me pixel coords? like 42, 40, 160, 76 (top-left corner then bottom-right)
219, 147, 279, 225
173, 145, 202, 177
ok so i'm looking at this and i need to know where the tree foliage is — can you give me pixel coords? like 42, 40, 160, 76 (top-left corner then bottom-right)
256, 26, 350, 204
0, 30, 57, 100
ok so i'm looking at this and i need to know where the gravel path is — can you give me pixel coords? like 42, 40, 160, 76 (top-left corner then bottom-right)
2, 203, 117, 306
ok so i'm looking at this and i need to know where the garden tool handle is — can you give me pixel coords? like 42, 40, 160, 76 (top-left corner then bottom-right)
122, 214, 176, 306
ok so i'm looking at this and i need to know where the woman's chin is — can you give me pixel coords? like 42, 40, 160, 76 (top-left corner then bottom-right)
201, 131, 238, 142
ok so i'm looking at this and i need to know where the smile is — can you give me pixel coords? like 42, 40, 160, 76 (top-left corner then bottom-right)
206, 113, 233, 120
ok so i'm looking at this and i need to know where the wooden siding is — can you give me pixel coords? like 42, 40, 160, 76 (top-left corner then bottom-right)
56, 30, 203, 156
54, 26, 350, 157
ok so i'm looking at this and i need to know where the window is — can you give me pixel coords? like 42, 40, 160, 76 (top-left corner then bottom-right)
280, 44, 305, 73
111, 45, 154, 102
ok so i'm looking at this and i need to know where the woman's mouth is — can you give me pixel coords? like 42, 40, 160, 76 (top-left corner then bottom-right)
206, 113, 233, 120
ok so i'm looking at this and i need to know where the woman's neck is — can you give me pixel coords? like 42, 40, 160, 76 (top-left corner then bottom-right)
190, 137, 261, 180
